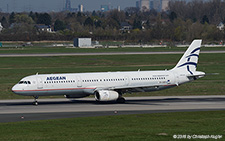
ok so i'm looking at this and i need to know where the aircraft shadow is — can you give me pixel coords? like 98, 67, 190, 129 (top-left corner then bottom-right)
126, 97, 225, 105
1, 97, 225, 106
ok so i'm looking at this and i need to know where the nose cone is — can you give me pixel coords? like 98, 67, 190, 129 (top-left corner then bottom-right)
12, 84, 21, 94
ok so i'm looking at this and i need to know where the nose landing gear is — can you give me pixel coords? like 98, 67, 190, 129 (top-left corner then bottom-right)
33, 96, 39, 106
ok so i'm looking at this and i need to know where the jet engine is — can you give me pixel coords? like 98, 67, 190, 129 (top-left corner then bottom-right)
95, 90, 119, 101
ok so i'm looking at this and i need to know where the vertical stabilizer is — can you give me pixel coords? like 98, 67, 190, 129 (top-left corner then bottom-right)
172, 40, 202, 74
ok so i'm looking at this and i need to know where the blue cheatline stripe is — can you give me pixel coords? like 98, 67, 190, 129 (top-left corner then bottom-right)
191, 47, 200, 54
178, 62, 197, 68
187, 57, 191, 61
186, 54, 199, 58
187, 65, 193, 75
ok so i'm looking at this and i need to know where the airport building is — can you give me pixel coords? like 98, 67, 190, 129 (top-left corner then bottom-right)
101, 5, 110, 12
74, 38, 92, 47
117, 6, 121, 12
136, 0, 150, 11
63, 0, 78, 12
162, 0, 170, 11
136, 1, 140, 9
64, 0, 71, 11
150, 0, 170, 12
78, 4, 84, 12
137, 0, 170, 12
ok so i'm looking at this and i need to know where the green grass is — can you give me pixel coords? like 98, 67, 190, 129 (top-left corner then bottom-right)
0, 111, 224, 140
0, 53, 224, 99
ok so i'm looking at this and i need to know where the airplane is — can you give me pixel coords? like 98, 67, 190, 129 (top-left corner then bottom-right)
12, 40, 205, 105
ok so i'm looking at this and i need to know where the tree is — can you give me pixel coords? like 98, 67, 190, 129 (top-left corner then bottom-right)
77, 12, 83, 17
37, 13, 52, 25
54, 19, 66, 31
108, 10, 125, 24
15, 14, 34, 24
201, 15, 209, 24
29, 11, 39, 23
77, 12, 85, 24
29, 11, 35, 20
169, 11, 177, 22
105, 18, 120, 29
174, 26, 182, 41
92, 11, 97, 16
125, 7, 139, 15
133, 19, 142, 29
1, 17, 9, 28
94, 20, 102, 28
9, 12, 16, 24
84, 17, 93, 26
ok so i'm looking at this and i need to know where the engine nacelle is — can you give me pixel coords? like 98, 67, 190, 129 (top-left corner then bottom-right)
95, 90, 119, 102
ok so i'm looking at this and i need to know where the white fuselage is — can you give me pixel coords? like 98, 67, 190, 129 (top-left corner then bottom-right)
12, 70, 184, 97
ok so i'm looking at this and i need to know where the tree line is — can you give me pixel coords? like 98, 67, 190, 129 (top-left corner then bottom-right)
0, 0, 225, 43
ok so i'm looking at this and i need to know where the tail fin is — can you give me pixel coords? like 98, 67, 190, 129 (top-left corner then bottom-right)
172, 40, 202, 74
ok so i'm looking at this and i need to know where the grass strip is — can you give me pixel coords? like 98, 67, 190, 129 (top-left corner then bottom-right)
1, 46, 225, 54
0, 111, 224, 140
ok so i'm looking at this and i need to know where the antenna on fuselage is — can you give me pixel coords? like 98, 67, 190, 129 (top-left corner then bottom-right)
36, 72, 39, 75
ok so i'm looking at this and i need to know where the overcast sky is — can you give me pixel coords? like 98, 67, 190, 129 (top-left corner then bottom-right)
0, 0, 137, 12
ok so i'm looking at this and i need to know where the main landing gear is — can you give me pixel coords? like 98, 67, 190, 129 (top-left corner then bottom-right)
33, 96, 39, 106
116, 92, 126, 103
117, 96, 125, 103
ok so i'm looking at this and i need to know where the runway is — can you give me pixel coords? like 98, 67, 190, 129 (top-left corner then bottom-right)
0, 95, 225, 123
0, 50, 225, 57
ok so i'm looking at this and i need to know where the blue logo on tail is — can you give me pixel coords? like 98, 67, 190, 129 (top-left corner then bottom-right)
178, 47, 200, 74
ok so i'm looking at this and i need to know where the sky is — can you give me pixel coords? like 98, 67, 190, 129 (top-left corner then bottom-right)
0, 0, 137, 13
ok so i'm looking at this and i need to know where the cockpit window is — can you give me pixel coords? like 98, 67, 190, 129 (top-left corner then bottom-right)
19, 81, 25, 84
18, 81, 31, 84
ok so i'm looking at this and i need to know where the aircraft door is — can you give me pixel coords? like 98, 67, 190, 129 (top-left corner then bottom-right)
76, 76, 82, 87
36, 76, 43, 89
124, 76, 130, 86
173, 72, 179, 85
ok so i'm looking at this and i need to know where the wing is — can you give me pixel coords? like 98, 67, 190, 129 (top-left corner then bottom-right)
95, 83, 175, 93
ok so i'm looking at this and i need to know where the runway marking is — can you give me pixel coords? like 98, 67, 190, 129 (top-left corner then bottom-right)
0, 51, 225, 57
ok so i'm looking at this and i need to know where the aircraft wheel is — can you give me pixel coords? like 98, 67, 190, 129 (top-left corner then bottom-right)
33, 96, 39, 106
117, 97, 125, 103
33, 101, 38, 106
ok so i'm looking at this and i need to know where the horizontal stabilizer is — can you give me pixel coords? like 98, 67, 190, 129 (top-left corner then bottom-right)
186, 71, 205, 79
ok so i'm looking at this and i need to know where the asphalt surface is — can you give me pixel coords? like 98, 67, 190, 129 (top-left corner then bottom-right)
0, 95, 225, 123
0, 50, 225, 57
